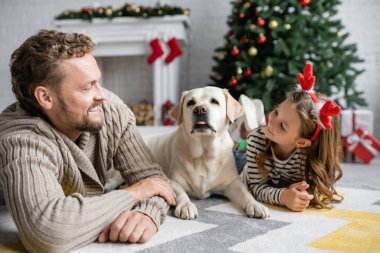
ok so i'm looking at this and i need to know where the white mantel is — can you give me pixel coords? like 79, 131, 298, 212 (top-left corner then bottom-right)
54, 15, 190, 125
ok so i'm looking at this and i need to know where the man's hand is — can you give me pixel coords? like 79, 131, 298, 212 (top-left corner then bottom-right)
280, 181, 314, 212
98, 210, 157, 243
125, 177, 176, 205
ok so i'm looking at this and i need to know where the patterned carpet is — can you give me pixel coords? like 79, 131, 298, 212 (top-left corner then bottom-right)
1, 158, 379, 253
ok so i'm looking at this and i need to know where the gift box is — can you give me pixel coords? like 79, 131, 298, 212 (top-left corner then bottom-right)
341, 110, 374, 137
340, 110, 375, 163
344, 128, 380, 164
161, 100, 176, 126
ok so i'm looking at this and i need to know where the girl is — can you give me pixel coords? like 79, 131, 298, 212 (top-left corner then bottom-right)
241, 63, 343, 211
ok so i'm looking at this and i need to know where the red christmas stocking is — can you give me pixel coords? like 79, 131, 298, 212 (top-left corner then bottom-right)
165, 37, 183, 64
148, 38, 164, 64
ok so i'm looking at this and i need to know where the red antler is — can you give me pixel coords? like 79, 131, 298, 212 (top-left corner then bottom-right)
297, 63, 316, 91
319, 100, 341, 129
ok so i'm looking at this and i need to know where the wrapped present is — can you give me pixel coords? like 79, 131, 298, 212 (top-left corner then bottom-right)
341, 110, 374, 137
341, 110, 374, 163
344, 128, 380, 164
161, 100, 176, 126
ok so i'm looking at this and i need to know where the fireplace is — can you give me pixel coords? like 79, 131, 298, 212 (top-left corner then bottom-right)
54, 15, 189, 125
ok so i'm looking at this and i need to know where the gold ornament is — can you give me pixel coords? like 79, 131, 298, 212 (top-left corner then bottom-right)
284, 24, 291, 30
248, 47, 258, 56
269, 20, 278, 29
184, 10, 190, 16
117, 11, 123, 16
265, 65, 273, 77
105, 8, 113, 16
236, 67, 243, 75
243, 2, 251, 9
250, 24, 257, 31
217, 53, 225, 60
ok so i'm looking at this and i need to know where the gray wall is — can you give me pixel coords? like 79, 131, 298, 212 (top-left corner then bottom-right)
1, 0, 379, 137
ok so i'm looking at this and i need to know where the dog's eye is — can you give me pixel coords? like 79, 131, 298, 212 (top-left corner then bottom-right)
211, 98, 219, 105
186, 100, 195, 107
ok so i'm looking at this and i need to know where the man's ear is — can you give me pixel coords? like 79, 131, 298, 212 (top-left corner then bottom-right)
34, 85, 53, 110
295, 138, 312, 148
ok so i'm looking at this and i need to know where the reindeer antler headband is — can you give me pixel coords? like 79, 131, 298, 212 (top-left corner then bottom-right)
297, 63, 341, 141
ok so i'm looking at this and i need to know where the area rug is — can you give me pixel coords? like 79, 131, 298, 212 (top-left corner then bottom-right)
1, 185, 379, 253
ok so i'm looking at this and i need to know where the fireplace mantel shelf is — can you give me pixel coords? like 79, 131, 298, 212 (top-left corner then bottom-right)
54, 15, 190, 125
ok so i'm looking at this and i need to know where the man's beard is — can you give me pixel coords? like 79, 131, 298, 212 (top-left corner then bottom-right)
59, 97, 104, 133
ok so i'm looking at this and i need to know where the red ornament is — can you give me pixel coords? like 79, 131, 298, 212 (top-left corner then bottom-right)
227, 30, 234, 37
257, 18, 265, 27
231, 47, 240, 56
239, 13, 245, 19
229, 77, 238, 86
81, 7, 89, 13
257, 34, 266, 44
239, 37, 249, 44
244, 69, 252, 76
300, 0, 311, 7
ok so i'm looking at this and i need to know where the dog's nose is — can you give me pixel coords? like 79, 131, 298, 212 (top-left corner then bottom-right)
193, 105, 208, 115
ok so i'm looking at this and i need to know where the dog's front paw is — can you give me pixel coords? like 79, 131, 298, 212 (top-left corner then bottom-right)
174, 200, 198, 220
245, 200, 269, 219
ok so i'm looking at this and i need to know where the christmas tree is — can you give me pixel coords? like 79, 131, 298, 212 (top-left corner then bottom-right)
210, 0, 366, 112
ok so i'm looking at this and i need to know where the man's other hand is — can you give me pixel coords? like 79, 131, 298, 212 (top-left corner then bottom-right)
125, 177, 176, 205
98, 210, 157, 243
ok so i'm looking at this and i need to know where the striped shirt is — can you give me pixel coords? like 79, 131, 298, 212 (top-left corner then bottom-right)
241, 127, 307, 206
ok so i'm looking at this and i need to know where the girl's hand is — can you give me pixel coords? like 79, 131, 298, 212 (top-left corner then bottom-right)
280, 181, 314, 212
125, 177, 176, 205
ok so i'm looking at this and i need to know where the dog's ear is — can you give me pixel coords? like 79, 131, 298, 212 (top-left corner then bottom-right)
224, 89, 244, 123
170, 91, 188, 124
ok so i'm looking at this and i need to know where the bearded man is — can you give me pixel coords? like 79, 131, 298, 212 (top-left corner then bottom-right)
0, 30, 176, 253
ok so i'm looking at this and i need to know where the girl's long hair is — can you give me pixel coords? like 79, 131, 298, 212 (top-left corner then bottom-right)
257, 90, 343, 208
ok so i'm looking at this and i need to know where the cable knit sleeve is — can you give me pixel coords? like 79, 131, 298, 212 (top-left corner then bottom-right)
0, 133, 135, 253
104, 92, 170, 229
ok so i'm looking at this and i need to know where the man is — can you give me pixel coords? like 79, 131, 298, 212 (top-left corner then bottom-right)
0, 30, 176, 253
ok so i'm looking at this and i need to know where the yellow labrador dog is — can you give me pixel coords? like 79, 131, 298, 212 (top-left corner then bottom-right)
145, 87, 269, 219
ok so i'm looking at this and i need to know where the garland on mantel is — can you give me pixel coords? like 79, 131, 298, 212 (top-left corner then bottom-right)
55, 3, 190, 22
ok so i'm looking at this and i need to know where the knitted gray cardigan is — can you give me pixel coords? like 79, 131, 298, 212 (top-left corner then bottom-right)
0, 89, 169, 253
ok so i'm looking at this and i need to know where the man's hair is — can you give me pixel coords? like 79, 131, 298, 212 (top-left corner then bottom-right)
10, 29, 96, 116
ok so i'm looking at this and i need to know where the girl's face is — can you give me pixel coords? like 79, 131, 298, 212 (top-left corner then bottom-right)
265, 98, 310, 148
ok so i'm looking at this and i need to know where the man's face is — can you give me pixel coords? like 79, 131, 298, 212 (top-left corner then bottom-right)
49, 54, 106, 137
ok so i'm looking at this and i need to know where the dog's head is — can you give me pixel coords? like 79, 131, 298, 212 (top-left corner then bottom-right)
171, 86, 244, 136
